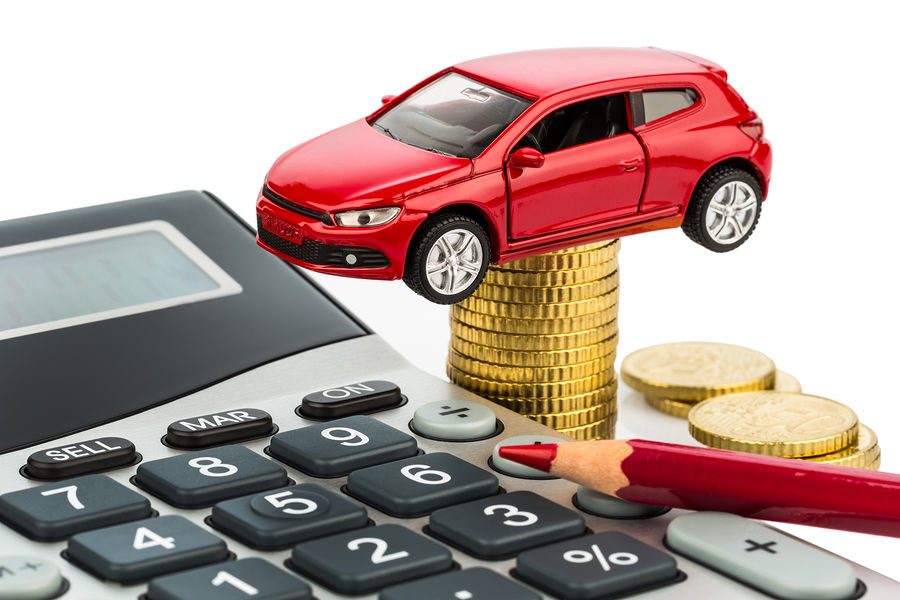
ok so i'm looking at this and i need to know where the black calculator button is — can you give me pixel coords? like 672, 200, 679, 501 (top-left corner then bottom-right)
147, 557, 312, 600
66, 514, 228, 584
0, 474, 152, 541
135, 445, 288, 508
269, 415, 418, 477
210, 483, 368, 550
0, 555, 65, 600
165, 409, 274, 449
429, 490, 585, 558
515, 531, 679, 600
346, 452, 499, 517
291, 523, 452, 595
299, 380, 404, 419
25, 437, 137, 479
380, 566, 541, 600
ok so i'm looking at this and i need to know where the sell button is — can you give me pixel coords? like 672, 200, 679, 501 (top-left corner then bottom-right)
25, 437, 137, 480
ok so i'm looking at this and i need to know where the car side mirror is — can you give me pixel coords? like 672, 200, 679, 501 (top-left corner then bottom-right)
510, 147, 545, 169
381, 94, 397, 105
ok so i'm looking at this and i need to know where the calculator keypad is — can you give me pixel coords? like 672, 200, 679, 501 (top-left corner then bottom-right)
0, 474, 152, 541
379, 566, 541, 600
147, 557, 312, 600
210, 483, 368, 550
0, 555, 64, 600
346, 452, 499, 517
135, 445, 288, 508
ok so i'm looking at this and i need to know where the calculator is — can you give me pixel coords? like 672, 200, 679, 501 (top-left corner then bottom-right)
0, 190, 895, 600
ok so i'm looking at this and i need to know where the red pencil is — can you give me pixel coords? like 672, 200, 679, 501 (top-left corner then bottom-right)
498, 439, 900, 537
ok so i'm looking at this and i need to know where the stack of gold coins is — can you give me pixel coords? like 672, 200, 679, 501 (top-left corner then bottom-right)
448, 240, 620, 440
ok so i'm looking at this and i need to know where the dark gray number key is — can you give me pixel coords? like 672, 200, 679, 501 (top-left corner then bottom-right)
380, 567, 541, 600
148, 557, 312, 600
135, 445, 287, 508
346, 452, 499, 517
291, 523, 452, 595
0, 474, 151, 541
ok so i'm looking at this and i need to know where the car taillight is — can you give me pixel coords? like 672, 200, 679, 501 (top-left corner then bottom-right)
739, 118, 764, 142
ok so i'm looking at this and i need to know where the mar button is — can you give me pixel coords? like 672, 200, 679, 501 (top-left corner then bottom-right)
165, 409, 275, 449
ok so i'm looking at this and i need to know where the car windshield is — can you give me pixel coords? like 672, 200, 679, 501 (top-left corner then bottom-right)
373, 72, 531, 159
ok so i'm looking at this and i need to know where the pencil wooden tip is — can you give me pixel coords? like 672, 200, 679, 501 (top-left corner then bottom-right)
498, 443, 558, 472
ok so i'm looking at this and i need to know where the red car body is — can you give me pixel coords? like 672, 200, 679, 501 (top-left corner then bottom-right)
257, 48, 771, 282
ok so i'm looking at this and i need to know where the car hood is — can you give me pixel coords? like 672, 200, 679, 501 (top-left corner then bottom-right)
265, 119, 473, 212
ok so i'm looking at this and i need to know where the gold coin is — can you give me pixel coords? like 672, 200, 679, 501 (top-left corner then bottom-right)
557, 414, 617, 440
621, 342, 776, 401
447, 362, 615, 397
543, 239, 620, 255
688, 391, 859, 458
805, 424, 881, 470
458, 292, 618, 321
451, 320, 618, 352
522, 403, 616, 428
473, 275, 619, 304
495, 241, 619, 271
451, 307, 618, 336
486, 382, 618, 412
451, 336, 615, 368
774, 370, 802, 393
448, 348, 613, 382
483, 264, 616, 288
645, 395, 695, 418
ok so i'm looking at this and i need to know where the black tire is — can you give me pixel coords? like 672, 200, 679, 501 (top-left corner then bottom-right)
403, 213, 490, 304
682, 165, 762, 252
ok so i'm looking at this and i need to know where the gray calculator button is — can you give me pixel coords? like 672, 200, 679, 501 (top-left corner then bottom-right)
667, 512, 858, 600
0, 474, 151, 541
148, 557, 312, 600
346, 452, 499, 516
492, 435, 561, 478
291, 523, 452, 595
135, 445, 287, 508
380, 567, 541, 600
269, 415, 418, 477
516, 531, 678, 599
411, 399, 496, 440
0, 556, 64, 600
210, 483, 368, 549
66, 514, 228, 584
575, 485, 669, 519
429, 490, 585, 558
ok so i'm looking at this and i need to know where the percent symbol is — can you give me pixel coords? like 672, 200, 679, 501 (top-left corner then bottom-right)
563, 544, 639, 571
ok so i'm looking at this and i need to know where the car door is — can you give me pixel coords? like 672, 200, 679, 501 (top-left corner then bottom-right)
506, 94, 646, 240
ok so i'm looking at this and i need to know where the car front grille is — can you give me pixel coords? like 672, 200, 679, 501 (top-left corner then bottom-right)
257, 217, 390, 268
262, 186, 334, 226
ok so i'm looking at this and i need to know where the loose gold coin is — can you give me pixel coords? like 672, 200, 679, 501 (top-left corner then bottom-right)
557, 414, 617, 440
458, 292, 618, 321
522, 404, 616, 428
473, 275, 619, 304
774, 370, 802, 393
805, 424, 881, 470
451, 320, 618, 352
621, 342, 776, 401
495, 241, 619, 271
447, 362, 615, 397
688, 391, 859, 457
448, 348, 612, 382
486, 381, 618, 412
451, 336, 615, 368
483, 264, 616, 288
644, 395, 695, 418
451, 306, 618, 336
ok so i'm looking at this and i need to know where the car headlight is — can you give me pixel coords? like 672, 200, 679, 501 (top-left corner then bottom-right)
334, 207, 401, 227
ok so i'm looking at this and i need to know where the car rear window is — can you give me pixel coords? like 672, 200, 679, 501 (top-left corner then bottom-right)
640, 89, 698, 124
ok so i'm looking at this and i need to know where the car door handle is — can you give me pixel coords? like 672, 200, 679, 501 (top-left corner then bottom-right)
619, 158, 643, 171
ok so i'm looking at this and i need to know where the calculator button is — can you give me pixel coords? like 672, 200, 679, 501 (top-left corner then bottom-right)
347, 452, 499, 517
667, 512, 857, 600
147, 557, 312, 600
411, 399, 497, 441
269, 415, 418, 477
0, 556, 64, 600
66, 514, 228, 584
300, 380, 404, 419
491, 436, 560, 479
380, 566, 541, 600
575, 485, 669, 519
0, 474, 152, 541
135, 445, 287, 508
165, 409, 274, 449
210, 483, 368, 549
25, 437, 136, 479
291, 523, 452, 595
516, 531, 679, 600
429, 491, 585, 558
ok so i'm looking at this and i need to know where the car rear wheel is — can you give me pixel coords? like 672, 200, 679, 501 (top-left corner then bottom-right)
404, 214, 490, 304
682, 165, 762, 252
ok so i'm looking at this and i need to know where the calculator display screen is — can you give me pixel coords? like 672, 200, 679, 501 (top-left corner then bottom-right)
0, 220, 242, 340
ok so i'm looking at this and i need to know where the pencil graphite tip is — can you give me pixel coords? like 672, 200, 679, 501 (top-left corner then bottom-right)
498, 443, 558, 472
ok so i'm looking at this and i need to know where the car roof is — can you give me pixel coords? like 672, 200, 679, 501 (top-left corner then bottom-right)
452, 47, 711, 98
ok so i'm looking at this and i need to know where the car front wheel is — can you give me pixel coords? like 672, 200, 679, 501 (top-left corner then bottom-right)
682, 165, 762, 252
404, 214, 490, 304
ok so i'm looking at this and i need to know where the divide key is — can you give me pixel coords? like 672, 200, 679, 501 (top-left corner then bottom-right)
25, 437, 137, 479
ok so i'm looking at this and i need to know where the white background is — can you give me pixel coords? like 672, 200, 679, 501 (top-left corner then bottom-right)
2, 0, 899, 584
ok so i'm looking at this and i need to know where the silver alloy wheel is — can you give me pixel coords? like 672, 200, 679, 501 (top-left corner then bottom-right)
425, 228, 484, 296
705, 181, 758, 245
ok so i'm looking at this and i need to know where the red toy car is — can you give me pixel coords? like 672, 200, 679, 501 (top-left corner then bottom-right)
256, 48, 771, 303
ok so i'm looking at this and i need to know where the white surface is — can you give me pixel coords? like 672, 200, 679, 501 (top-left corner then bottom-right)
1, 0, 898, 584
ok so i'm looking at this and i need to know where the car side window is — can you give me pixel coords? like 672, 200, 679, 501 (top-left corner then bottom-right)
636, 88, 698, 125
513, 94, 629, 155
